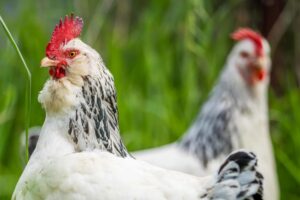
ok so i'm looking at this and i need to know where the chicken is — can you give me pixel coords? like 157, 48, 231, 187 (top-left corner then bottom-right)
13, 15, 264, 200
134, 28, 279, 200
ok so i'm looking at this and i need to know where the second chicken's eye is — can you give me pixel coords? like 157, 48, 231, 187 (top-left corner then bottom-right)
240, 51, 249, 59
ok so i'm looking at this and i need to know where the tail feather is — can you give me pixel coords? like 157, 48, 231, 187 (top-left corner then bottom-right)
205, 150, 263, 200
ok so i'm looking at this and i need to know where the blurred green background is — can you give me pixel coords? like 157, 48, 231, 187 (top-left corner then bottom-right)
0, 0, 299, 199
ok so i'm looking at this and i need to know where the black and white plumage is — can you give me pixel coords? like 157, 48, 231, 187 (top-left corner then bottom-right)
134, 29, 278, 200
13, 17, 264, 200
23, 74, 128, 158
67, 74, 129, 157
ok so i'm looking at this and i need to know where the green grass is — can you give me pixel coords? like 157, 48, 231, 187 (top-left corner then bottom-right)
0, 0, 299, 199
0, 15, 31, 162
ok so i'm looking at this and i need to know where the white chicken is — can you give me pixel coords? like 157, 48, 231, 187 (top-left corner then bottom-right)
13, 15, 264, 200
134, 28, 278, 200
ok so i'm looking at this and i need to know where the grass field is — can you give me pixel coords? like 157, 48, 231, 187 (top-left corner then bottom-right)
0, 0, 300, 199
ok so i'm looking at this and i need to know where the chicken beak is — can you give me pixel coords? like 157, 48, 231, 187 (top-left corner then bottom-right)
253, 57, 265, 70
41, 57, 59, 67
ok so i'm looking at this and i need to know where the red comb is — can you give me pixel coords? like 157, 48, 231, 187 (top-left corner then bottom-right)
231, 28, 263, 57
46, 14, 83, 59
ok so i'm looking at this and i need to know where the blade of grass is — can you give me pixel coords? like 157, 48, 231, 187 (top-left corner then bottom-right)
276, 149, 300, 184
0, 15, 32, 162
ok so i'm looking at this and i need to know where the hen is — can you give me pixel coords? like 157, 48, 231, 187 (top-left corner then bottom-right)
134, 28, 278, 200
13, 15, 263, 200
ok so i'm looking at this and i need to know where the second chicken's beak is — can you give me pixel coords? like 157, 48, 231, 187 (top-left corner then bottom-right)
41, 57, 59, 67
252, 57, 266, 70
251, 57, 266, 81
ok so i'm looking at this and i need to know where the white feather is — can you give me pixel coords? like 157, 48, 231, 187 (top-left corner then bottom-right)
13, 115, 259, 200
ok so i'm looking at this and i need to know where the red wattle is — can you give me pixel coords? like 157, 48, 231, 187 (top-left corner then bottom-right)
49, 68, 55, 76
49, 67, 66, 79
256, 69, 265, 81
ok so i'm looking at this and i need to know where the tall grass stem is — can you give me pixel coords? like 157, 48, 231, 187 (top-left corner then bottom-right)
0, 15, 31, 162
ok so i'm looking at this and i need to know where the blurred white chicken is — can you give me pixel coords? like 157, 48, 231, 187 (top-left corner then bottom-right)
13, 15, 264, 200
134, 28, 278, 200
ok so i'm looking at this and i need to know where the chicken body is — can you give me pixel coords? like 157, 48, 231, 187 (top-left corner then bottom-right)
13, 116, 209, 200
14, 115, 263, 200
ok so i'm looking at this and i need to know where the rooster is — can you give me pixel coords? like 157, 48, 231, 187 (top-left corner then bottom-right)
134, 28, 278, 200
13, 15, 264, 200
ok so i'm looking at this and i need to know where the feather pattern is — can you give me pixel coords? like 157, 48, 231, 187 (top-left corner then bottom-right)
68, 74, 129, 157
179, 73, 252, 166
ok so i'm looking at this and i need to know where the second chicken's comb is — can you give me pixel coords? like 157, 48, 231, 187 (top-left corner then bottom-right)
231, 28, 263, 57
46, 14, 83, 58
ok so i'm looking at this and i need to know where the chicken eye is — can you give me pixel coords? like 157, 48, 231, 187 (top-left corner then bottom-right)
240, 51, 250, 59
69, 51, 77, 58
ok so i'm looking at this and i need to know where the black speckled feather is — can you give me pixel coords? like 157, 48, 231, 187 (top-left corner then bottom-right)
179, 80, 252, 167
68, 74, 129, 157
